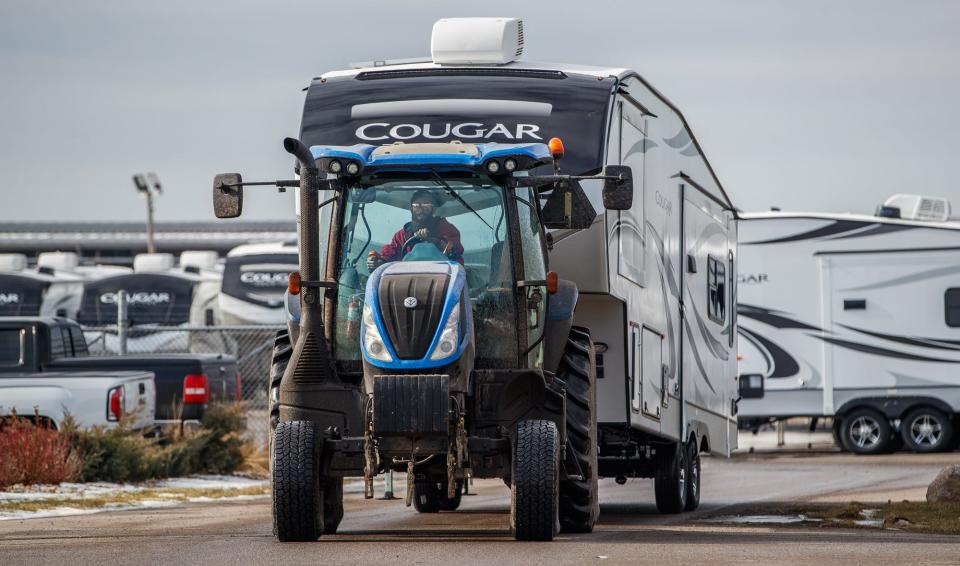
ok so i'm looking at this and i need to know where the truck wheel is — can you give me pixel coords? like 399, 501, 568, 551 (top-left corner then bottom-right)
901, 407, 953, 453
555, 326, 599, 533
683, 439, 701, 511
512, 419, 560, 541
413, 481, 441, 513
654, 442, 688, 514
840, 408, 891, 455
323, 477, 344, 533
273, 420, 323, 541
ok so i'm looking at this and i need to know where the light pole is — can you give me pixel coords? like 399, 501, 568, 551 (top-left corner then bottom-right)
132, 172, 162, 253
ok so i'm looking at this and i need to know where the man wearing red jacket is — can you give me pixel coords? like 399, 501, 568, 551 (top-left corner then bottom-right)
367, 190, 464, 270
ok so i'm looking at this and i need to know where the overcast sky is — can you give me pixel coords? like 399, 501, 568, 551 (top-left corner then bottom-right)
1, 0, 958, 222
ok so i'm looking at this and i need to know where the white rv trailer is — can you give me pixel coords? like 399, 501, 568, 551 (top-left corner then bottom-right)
737, 196, 960, 453
218, 242, 298, 325
76, 252, 223, 353
296, 17, 740, 511
0, 252, 130, 319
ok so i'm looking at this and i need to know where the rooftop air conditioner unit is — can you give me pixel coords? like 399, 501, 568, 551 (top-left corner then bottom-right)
881, 194, 951, 222
431, 17, 524, 65
37, 251, 80, 272
133, 253, 176, 273
0, 254, 28, 273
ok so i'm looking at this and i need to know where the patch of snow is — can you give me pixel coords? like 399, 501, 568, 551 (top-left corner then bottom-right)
708, 514, 819, 524
155, 475, 266, 490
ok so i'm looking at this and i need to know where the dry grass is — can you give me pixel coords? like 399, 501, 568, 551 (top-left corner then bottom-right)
0, 485, 269, 514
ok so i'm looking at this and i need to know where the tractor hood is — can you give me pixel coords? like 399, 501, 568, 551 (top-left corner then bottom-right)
361, 260, 471, 369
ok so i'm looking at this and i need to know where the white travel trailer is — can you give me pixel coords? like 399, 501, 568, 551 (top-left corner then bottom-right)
0, 252, 129, 319
280, 16, 740, 517
737, 195, 960, 454
76, 252, 223, 353
218, 242, 298, 325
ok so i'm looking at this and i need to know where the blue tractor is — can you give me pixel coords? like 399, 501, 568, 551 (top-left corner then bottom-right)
213, 137, 633, 541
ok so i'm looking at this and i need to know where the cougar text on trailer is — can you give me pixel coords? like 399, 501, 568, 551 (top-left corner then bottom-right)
214, 17, 739, 541
737, 195, 960, 454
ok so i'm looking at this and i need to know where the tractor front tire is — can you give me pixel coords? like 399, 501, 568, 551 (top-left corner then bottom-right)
512, 419, 560, 541
555, 326, 599, 533
273, 420, 323, 541
413, 480, 463, 513
323, 477, 344, 533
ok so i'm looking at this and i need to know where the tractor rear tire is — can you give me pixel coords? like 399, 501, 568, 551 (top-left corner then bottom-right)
267, 330, 292, 474
654, 442, 688, 514
555, 326, 600, 533
273, 420, 323, 541
512, 419, 560, 541
413, 481, 441, 513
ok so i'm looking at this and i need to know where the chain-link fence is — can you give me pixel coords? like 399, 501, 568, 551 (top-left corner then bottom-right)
83, 324, 283, 444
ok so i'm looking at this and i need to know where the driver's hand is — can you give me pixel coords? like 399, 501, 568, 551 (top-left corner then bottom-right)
366, 251, 383, 271
414, 227, 430, 240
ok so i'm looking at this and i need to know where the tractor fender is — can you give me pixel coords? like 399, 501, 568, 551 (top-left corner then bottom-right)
542, 279, 578, 374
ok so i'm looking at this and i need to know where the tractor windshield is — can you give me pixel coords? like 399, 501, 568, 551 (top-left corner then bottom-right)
332, 173, 518, 369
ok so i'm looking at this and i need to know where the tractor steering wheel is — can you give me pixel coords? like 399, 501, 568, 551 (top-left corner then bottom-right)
400, 234, 448, 259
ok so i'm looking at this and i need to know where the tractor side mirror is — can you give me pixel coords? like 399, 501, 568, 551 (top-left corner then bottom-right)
602, 165, 633, 210
213, 173, 243, 218
540, 179, 598, 230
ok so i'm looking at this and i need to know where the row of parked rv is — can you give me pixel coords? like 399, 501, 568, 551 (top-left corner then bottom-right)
0, 242, 298, 334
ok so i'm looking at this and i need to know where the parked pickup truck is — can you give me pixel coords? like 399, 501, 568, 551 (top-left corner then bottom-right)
0, 370, 155, 430
0, 317, 239, 421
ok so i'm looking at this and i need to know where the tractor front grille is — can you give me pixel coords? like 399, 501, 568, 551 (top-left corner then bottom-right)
377, 273, 449, 359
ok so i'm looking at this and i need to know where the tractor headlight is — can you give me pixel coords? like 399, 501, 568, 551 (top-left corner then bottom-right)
429, 303, 460, 361
362, 303, 393, 362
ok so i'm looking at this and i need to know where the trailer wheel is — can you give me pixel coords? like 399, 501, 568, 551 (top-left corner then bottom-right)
901, 407, 954, 453
512, 419, 560, 541
683, 439, 701, 511
554, 326, 599, 533
654, 442, 688, 514
272, 420, 323, 541
839, 408, 891, 455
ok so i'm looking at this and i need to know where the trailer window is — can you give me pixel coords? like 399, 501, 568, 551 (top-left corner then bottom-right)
0, 329, 24, 366
707, 255, 726, 324
946, 288, 960, 327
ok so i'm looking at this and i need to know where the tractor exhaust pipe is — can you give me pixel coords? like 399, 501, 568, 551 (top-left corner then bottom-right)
283, 137, 321, 292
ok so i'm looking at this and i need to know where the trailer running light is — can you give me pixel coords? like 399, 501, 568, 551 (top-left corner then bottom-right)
328, 160, 343, 174
183, 374, 210, 404
107, 386, 124, 422
362, 303, 393, 362
486, 160, 501, 174
429, 303, 460, 361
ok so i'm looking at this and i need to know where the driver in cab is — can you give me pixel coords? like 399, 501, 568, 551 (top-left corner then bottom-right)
367, 189, 464, 270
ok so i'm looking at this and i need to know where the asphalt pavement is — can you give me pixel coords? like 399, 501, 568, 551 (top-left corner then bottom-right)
1, 452, 957, 566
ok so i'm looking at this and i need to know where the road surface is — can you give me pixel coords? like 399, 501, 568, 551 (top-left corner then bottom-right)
1, 452, 957, 565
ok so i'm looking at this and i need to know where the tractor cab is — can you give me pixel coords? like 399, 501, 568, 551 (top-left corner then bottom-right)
312, 142, 554, 379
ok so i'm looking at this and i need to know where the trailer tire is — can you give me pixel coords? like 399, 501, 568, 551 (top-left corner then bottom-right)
512, 419, 560, 541
683, 439, 701, 511
272, 420, 323, 541
555, 326, 600, 533
901, 407, 954, 453
654, 442, 688, 514
839, 408, 891, 455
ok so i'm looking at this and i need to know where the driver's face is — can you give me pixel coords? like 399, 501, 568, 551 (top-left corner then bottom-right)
410, 198, 435, 223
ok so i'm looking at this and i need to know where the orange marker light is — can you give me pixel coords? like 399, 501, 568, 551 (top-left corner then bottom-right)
288, 271, 301, 295
546, 271, 559, 294
548, 137, 565, 159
